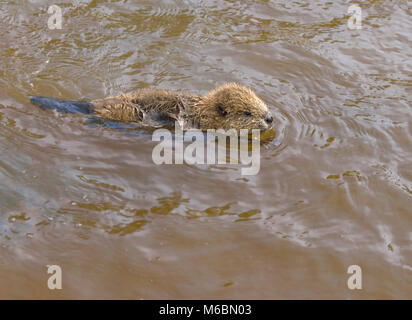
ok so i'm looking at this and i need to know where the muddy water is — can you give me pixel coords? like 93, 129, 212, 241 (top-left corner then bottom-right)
0, 0, 411, 299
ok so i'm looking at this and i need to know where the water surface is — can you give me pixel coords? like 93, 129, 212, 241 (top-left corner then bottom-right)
0, 0, 411, 299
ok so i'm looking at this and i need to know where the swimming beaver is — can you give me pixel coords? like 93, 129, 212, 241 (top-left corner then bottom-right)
30, 83, 274, 131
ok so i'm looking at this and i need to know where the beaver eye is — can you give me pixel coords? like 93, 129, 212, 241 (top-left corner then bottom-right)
216, 103, 227, 117
244, 111, 252, 117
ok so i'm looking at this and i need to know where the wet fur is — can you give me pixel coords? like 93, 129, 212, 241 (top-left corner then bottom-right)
31, 83, 272, 131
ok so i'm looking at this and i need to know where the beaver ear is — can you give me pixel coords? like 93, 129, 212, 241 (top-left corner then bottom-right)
216, 103, 227, 117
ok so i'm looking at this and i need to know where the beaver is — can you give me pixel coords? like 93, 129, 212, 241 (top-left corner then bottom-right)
30, 82, 273, 131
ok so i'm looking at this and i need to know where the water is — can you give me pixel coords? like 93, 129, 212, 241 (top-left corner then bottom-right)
0, 0, 411, 299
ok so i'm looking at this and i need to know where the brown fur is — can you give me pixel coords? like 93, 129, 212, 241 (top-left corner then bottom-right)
91, 83, 273, 131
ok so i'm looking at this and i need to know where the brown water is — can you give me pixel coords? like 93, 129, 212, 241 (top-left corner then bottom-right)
0, 0, 411, 299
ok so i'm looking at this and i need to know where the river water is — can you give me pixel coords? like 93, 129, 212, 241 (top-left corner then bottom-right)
0, 0, 411, 299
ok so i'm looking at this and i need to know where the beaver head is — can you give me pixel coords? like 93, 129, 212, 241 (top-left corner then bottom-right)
193, 83, 273, 131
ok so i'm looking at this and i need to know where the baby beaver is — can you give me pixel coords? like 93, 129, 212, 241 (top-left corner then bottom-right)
31, 82, 274, 131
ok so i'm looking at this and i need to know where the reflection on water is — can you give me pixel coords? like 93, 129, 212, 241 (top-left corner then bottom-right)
0, 0, 411, 298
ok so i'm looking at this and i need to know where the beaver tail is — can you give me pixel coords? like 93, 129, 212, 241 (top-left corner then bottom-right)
30, 96, 94, 114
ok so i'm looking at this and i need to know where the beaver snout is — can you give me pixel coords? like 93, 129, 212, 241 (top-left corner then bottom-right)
264, 113, 273, 125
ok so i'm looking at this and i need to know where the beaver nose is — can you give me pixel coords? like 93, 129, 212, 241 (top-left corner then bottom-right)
265, 114, 273, 124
